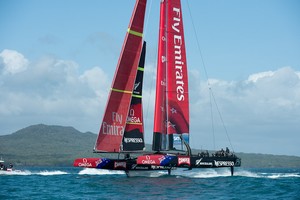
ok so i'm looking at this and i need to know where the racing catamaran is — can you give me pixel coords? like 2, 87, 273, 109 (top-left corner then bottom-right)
74, 0, 241, 175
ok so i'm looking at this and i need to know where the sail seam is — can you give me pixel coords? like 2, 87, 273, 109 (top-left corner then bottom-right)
111, 88, 132, 94
127, 28, 143, 37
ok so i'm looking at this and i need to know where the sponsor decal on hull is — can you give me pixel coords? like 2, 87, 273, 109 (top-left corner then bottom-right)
137, 155, 165, 165
74, 158, 100, 168
96, 158, 111, 169
150, 166, 175, 170
137, 154, 176, 166
195, 158, 213, 166
131, 164, 149, 170
114, 161, 126, 169
214, 160, 235, 167
178, 156, 190, 166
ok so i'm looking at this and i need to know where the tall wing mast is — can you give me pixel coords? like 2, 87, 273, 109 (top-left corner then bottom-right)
153, 0, 189, 151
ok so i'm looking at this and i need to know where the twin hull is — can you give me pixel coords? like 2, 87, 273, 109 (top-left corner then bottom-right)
73, 155, 241, 171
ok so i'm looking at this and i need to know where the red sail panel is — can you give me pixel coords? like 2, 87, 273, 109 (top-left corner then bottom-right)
166, 0, 189, 147
94, 0, 147, 152
153, 0, 189, 151
152, 1, 167, 151
122, 41, 146, 151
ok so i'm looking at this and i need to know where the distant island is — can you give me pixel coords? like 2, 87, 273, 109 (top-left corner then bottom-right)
1, 124, 300, 168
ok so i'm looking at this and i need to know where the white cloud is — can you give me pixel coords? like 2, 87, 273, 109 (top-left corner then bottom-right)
0, 50, 299, 156
247, 70, 274, 83
0, 49, 29, 74
0, 52, 108, 134
188, 66, 300, 156
79, 67, 109, 98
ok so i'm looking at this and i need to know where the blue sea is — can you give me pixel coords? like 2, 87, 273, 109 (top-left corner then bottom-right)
1, 167, 299, 199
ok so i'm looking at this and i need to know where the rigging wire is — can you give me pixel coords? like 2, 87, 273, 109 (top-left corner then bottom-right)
209, 88, 216, 150
186, 1, 234, 152
210, 90, 234, 152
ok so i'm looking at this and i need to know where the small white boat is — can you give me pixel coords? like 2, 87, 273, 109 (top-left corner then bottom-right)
0, 158, 13, 172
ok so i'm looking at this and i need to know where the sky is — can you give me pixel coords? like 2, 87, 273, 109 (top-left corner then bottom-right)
0, 0, 299, 156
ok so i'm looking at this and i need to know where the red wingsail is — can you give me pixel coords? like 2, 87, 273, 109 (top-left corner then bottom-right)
153, 1, 167, 151
153, 0, 189, 151
122, 41, 146, 151
166, 0, 189, 148
94, 0, 147, 152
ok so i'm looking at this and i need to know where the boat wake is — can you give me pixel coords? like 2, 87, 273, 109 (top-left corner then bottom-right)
75, 168, 300, 179
173, 168, 233, 178
126, 170, 168, 177
2, 168, 297, 179
37, 170, 69, 176
78, 168, 126, 175
171, 168, 300, 179
0, 170, 69, 176
228, 169, 300, 179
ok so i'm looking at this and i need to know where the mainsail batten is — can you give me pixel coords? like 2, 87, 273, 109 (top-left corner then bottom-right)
94, 0, 147, 152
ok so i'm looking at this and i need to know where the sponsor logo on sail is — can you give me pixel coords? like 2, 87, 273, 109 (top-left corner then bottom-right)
102, 112, 124, 136
172, 7, 185, 102
134, 82, 140, 91
127, 109, 141, 124
124, 137, 143, 143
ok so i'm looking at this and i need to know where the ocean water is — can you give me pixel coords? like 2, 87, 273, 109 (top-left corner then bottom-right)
1, 167, 299, 200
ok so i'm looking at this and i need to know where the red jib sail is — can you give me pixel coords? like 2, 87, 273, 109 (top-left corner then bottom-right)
153, 0, 189, 151
94, 0, 147, 152
122, 41, 146, 151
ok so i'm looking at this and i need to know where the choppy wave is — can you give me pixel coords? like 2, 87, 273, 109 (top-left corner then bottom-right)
1, 167, 298, 199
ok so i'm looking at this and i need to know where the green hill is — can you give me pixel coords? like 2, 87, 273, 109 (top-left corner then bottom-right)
1, 124, 300, 168
0, 124, 97, 166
